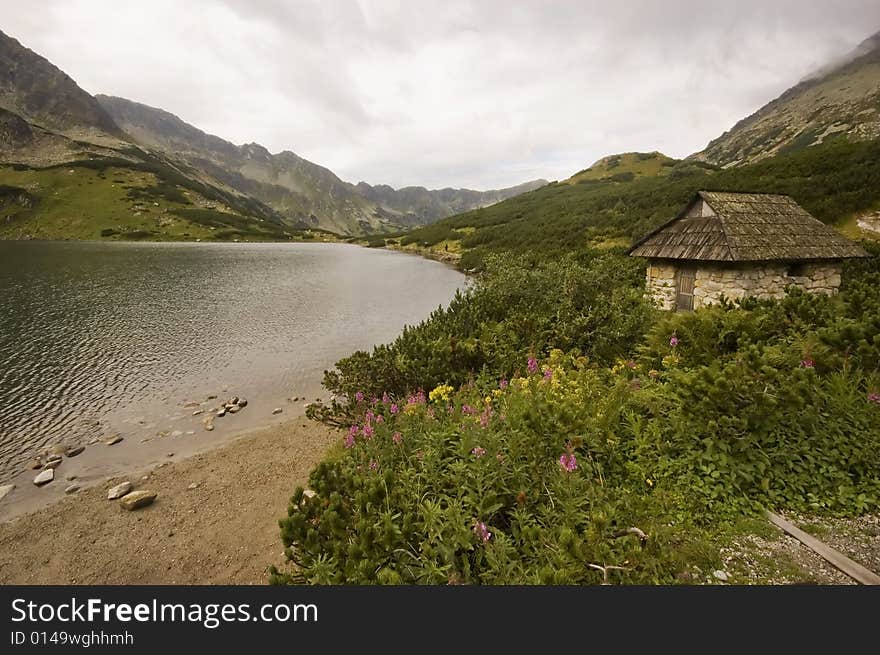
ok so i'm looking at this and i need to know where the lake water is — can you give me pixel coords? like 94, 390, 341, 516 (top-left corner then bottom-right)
0, 241, 464, 480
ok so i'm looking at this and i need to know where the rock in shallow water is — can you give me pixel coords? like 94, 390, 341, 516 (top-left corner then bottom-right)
107, 481, 132, 500
120, 490, 157, 510
33, 469, 54, 486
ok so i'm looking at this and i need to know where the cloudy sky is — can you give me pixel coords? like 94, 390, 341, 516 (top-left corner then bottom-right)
3, 0, 880, 189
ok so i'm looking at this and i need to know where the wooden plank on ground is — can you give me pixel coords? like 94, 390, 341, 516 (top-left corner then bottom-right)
765, 510, 880, 585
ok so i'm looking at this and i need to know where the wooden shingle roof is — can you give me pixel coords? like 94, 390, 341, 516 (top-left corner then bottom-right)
628, 191, 869, 262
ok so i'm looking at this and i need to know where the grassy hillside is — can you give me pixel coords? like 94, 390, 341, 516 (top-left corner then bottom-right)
401, 139, 880, 269
566, 151, 679, 184
0, 153, 343, 242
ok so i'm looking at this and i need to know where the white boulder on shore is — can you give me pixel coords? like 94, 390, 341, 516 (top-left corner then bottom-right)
33, 469, 54, 486
107, 481, 132, 500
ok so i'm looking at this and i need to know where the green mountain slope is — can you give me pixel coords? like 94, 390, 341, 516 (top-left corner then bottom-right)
401, 139, 880, 269
0, 30, 303, 242
566, 151, 678, 184
691, 30, 880, 167
97, 95, 547, 235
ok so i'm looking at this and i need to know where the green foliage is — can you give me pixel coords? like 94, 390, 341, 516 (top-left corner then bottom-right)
279, 248, 880, 584
403, 138, 880, 269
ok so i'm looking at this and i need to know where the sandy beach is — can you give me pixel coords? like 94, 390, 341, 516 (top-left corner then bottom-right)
0, 417, 338, 584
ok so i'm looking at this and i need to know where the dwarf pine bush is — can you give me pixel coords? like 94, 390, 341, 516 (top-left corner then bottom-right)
278, 245, 880, 584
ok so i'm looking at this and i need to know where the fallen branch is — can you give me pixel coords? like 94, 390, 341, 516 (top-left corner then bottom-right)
612, 527, 648, 543
588, 563, 628, 585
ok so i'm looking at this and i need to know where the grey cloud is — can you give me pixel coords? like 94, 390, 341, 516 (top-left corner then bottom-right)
2, 0, 879, 189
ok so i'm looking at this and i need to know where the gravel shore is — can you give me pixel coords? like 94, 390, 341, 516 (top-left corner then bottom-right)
0, 419, 337, 584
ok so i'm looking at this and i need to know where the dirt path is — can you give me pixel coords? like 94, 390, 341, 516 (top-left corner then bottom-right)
0, 420, 337, 584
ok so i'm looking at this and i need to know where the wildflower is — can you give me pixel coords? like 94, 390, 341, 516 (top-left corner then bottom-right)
392, 431, 403, 444
375, 414, 384, 423
527, 357, 538, 374
648, 369, 659, 379
429, 384, 454, 403
355, 391, 364, 403
499, 378, 509, 389
382, 392, 391, 404
543, 367, 553, 381
559, 452, 578, 472
370, 396, 379, 406
471, 446, 486, 458
426, 407, 435, 419
365, 410, 375, 424
348, 425, 360, 439
369, 459, 378, 471
390, 403, 399, 415
462, 404, 475, 415
362, 424, 374, 439
479, 411, 490, 428
670, 335, 679, 347
344, 433, 356, 449
473, 521, 491, 543
868, 392, 880, 404
496, 452, 505, 464
801, 358, 815, 368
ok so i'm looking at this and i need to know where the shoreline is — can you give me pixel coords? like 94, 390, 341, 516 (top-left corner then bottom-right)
0, 415, 339, 584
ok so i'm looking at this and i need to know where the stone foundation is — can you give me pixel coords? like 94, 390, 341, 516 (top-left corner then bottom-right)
645, 260, 842, 311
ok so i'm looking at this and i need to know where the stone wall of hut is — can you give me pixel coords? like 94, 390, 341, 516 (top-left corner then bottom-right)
646, 260, 843, 310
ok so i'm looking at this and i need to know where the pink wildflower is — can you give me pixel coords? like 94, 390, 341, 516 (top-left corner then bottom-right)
527, 357, 538, 374
543, 368, 553, 381
344, 433, 356, 449
355, 391, 364, 403
559, 452, 578, 472
382, 392, 391, 404
365, 410, 375, 424
462, 404, 475, 415
362, 424, 374, 439
473, 521, 491, 543
670, 336, 679, 347
868, 392, 880, 404
471, 446, 486, 458
375, 414, 384, 424
801, 358, 815, 369
369, 459, 378, 471
499, 378, 509, 389
392, 431, 403, 444
390, 403, 399, 415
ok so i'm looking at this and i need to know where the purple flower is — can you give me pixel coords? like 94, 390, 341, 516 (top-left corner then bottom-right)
362, 424, 374, 439
499, 378, 509, 389
670, 336, 679, 347
427, 408, 435, 419
471, 446, 486, 458
344, 433, 356, 449
392, 431, 403, 444
355, 391, 364, 403
382, 392, 391, 404
473, 521, 491, 543
462, 404, 475, 415
801, 358, 815, 369
348, 425, 360, 438
527, 357, 538, 374
370, 396, 379, 407
559, 452, 578, 472
390, 403, 399, 415
868, 392, 880, 405
375, 414, 384, 424
365, 410, 375, 424
369, 459, 378, 471
543, 368, 553, 381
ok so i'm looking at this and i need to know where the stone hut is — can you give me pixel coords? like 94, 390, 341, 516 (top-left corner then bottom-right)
628, 191, 868, 311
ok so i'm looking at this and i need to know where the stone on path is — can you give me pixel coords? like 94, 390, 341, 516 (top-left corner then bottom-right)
107, 481, 132, 500
120, 490, 157, 510
187, 482, 199, 490
33, 469, 54, 486
272, 407, 283, 415
104, 435, 123, 446
65, 445, 85, 457
713, 570, 729, 582
65, 484, 80, 494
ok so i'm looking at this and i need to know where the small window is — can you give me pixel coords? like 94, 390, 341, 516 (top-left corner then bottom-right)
788, 263, 807, 277
676, 268, 695, 311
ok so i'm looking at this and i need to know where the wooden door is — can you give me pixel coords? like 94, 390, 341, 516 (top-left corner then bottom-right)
676, 268, 695, 311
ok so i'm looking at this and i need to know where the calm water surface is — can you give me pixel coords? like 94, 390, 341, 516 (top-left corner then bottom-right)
0, 241, 464, 479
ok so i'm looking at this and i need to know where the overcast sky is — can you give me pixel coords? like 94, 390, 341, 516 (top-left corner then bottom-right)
3, 1, 880, 189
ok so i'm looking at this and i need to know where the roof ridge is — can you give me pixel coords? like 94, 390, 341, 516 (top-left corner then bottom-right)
697, 191, 734, 261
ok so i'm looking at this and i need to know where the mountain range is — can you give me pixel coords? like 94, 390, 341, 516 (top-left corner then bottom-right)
2, 26, 879, 242
0, 30, 545, 239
